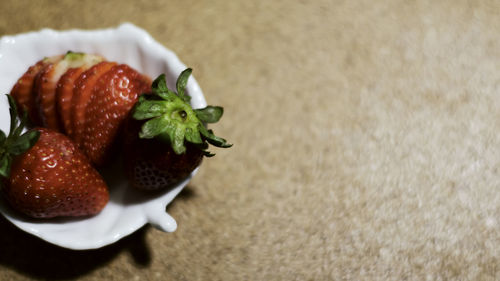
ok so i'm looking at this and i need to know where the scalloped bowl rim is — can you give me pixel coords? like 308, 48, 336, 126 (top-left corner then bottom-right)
0, 23, 205, 250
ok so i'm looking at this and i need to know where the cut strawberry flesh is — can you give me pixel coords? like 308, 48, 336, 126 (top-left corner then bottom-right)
56, 67, 85, 135
55, 53, 103, 135
32, 55, 64, 128
71, 61, 116, 147
35, 60, 62, 130
82, 64, 151, 165
37, 53, 102, 132
10, 60, 46, 126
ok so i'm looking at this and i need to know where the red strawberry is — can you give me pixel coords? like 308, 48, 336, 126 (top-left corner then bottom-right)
57, 67, 85, 135
81, 64, 151, 165
37, 52, 103, 132
0, 95, 109, 218
123, 119, 204, 190
34, 56, 63, 130
55, 52, 103, 135
123, 70, 231, 190
10, 59, 47, 126
71, 61, 116, 144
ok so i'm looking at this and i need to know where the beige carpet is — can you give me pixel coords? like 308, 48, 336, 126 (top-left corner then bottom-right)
1, 0, 500, 280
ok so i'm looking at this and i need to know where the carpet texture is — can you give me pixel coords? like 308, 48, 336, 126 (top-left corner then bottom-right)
1, 0, 500, 280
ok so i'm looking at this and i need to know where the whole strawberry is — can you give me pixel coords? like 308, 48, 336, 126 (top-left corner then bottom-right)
123, 69, 231, 190
0, 95, 109, 218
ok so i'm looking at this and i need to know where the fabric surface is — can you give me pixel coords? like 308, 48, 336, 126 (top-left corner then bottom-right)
1, 0, 500, 280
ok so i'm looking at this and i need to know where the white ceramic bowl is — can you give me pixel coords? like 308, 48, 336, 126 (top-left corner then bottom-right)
0, 23, 206, 250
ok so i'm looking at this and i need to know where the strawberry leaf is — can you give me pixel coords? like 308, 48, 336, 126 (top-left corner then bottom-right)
133, 72, 231, 157
9, 130, 40, 156
12, 110, 28, 139
133, 100, 169, 120
195, 106, 223, 123
139, 116, 170, 139
194, 142, 215, 157
0, 156, 11, 179
172, 126, 186, 154
0, 131, 6, 144
202, 150, 216, 157
152, 74, 168, 93
199, 124, 232, 148
156, 91, 177, 101
185, 127, 202, 144
176, 68, 192, 103
7, 94, 17, 136
0, 95, 40, 179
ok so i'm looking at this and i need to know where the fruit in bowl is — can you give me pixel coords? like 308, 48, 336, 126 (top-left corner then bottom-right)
0, 24, 226, 249
1, 51, 231, 219
0, 96, 109, 218
124, 71, 231, 190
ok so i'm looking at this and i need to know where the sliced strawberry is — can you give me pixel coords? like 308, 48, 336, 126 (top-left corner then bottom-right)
32, 55, 65, 128
70, 61, 116, 146
10, 60, 46, 126
81, 64, 151, 165
35, 61, 61, 130
55, 53, 103, 135
56, 68, 85, 135
37, 53, 102, 131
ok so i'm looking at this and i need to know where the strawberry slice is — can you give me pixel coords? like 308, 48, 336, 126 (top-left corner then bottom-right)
71, 61, 116, 146
37, 52, 103, 132
82, 64, 151, 165
10, 60, 47, 126
56, 67, 85, 135
32, 55, 65, 129
34, 59, 62, 130
55, 52, 103, 135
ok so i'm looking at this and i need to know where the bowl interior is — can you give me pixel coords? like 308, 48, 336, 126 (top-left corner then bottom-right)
0, 23, 205, 250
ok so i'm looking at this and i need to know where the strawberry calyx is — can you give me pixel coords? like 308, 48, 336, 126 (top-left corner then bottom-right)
0, 95, 40, 178
132, 69, 231, 157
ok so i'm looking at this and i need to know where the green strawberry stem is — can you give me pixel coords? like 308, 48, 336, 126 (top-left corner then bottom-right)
0, 95, 40, 178
64, 50, 85, 61
132, 69, 231, 156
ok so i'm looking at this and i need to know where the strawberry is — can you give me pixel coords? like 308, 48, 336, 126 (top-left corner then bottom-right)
70, 61, 116, 144
37, 52, 103, 132
10, 58, 53, 126
55, 52, 103, 135
56, 67, 85, 135
123, 69, 231, 190
0, 95, 109, 218
33, 55, 63, 130
81, 64, 151, 165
